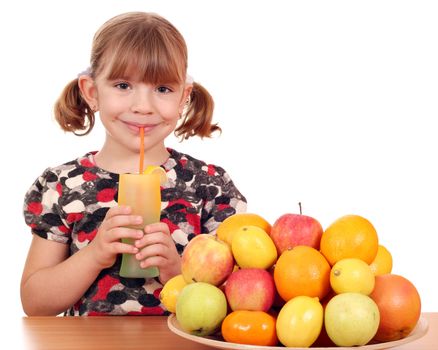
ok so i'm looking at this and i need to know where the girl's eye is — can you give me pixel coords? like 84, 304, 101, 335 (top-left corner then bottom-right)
156, 86, 172, 94
115, 82, 130, 90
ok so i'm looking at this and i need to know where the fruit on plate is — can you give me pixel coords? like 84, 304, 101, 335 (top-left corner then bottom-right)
321, 214, 379, 265
176, 282, 227, 336
231, 225, 277, 269
370, 274, 421, 342
369, 244, 393, 275
181, 234, 234, 286
274, 246, 331, 301
330, 258, 375, 295
221, 310, 278, 346
276, 295, 323, 347
324, 292, 380, 346
225, 268, 275, 312
216, 213, 271, 245
270, 207, 323, 254
159, 274, 187, 313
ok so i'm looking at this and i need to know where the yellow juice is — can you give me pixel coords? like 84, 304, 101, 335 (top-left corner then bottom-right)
118, 173, 161, 278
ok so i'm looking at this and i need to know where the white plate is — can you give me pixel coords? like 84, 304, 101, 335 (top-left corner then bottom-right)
168, 314, 429, 350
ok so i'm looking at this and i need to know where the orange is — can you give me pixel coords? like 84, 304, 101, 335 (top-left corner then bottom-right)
274, 246, 331, 301
320, 214, 379, 266
216, 213, 271, 245
369, 245, 393, 276
221, 310, 278, 346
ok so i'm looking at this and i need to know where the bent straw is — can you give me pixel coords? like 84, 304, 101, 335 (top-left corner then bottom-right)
139, 127, 145, 174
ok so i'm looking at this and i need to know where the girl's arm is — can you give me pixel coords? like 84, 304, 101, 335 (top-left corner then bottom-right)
20, 206, 143, 316
20, 235, 103, 316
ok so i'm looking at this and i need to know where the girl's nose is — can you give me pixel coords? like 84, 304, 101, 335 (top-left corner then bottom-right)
131, 89, 154, 115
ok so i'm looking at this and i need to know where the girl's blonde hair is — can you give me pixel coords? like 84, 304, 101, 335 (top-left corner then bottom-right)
54, 12, 219, 139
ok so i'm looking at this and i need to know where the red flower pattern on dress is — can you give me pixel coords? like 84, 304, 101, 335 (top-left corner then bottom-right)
97, 188, 117, 202
28, 202, 43, 215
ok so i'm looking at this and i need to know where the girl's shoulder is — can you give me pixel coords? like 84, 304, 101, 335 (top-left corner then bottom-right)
39, 152, 95, 175
165, 148, 227, 177
32, 152, 116, 189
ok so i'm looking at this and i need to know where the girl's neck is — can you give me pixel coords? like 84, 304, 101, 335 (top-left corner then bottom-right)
93, 141, 170, 174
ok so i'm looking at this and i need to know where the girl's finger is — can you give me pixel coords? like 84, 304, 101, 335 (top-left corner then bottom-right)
144, 222, 170, 234
106, 227, 144, 241
136, 242, 169, 260
105, 205, 132, 218
139, 255, 167, 269
105, 214, 143, 230
111, 241, 140, 255
135, 231, 171, 249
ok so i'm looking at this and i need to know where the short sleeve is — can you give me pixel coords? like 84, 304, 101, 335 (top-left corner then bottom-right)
200, 166, 247, 234
23, 168, 71, 244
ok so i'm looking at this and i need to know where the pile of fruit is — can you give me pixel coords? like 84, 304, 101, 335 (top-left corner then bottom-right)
160, 211, 421, 347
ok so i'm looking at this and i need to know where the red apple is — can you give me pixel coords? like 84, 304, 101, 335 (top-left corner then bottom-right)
181, 234, 234, 286
225, 268, 275, 312
270, 208, 323, 254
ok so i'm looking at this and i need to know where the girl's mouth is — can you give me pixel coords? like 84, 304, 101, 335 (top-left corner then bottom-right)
123, 121, 157, 133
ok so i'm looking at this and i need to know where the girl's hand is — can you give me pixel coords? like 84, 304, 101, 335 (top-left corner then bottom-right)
134, 223, 181, 284
88, 206, 144, 269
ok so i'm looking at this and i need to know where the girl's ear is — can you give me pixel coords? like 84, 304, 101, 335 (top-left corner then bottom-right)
78, 75, 98, 111
179, 84, 193, 115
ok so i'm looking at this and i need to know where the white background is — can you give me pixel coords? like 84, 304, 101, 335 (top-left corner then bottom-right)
1, 0, 437, 319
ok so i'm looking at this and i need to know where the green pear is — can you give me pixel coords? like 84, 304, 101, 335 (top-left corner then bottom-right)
176, 282, 227, 336
325, 292, 380, 346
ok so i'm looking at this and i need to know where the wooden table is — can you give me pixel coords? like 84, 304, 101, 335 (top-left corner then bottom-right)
4, 313, 437, 349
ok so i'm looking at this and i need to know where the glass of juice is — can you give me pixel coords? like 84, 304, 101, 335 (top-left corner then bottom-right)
118, 173, 161, 278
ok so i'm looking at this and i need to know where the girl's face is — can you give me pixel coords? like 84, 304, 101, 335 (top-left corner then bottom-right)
83, 66, 191, 155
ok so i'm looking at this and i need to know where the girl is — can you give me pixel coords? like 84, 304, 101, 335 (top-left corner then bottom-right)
21, 12, 246, 316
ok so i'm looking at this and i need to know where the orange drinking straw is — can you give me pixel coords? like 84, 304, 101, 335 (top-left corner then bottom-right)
139, 127, 145, 174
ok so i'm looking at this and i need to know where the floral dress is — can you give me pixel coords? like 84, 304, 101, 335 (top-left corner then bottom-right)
23, 148, 247, 315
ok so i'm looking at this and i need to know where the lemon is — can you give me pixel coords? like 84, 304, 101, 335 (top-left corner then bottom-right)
330, 258, 375, 295
276, 296, 323, 347
143, 165, 168, 185
159, 274, 187, 313
369, 244, 393, 276
231, 225, 277, 269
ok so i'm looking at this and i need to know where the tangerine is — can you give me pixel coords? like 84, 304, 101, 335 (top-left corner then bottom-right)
221, 310, 278, 346
320, 214, 379, 265
369, 244, 393, 276
216, 213, 271, 245
274, 246, 331, 301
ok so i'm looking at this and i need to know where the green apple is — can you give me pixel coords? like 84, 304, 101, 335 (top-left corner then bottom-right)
176, 282, 227, 336
325, 292, 380, 346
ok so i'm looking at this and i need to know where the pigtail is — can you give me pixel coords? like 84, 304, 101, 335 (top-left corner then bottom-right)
54, 79, 95, 136
175, 82, 221, 140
